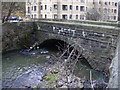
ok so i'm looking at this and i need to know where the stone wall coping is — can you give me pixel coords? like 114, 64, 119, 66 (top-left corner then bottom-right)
39, 20, 120, 30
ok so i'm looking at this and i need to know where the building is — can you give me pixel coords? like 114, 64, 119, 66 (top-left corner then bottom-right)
118, 1, 120, 20
26, 0, 119, 21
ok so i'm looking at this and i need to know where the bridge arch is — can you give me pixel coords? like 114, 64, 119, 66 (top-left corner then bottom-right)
39, 39, 69, 51
36, 21, 119, 71
39, 38, 92, 68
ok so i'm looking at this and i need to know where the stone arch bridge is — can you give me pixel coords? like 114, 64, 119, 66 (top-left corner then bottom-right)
36, 21, 120, 72
2, 21, 120, 72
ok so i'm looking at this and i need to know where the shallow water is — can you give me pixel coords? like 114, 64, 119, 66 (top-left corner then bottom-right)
2, 50, 50, 88
2, 50, 107, 88
74, 61, 105, 81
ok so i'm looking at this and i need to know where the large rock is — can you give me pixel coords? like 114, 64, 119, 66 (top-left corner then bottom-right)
77, 81, 84, 88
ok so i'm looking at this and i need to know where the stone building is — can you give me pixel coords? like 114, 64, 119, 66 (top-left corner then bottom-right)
26, 0, 119, 21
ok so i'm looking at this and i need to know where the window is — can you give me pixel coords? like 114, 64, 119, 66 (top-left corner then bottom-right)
54, 14, 58, 19
112, 2, 114, 6
76, 15, 78, 19
28, 7, 30, 13
27, 15, 30, 18
99, 1, 101, 4
50, 7, 52, 11
62, 15, 67, 19
114, 16, 116, 20
105, 2, 107, 5
80, 0, 85, 3
112, 9, 113, 13
70, 5, 72, 10
76, 6, 78, 10
104, 8, 107, 13
62, 5, 68, 10
114, 9, 117, 13
40, 5, 43, 10
80, 15, 84, 20
69, 15, 72, 19
45, 14, 47, 18
32, 6, 33, 10
86, 7, 87, 11
34, 14, 36, 18
108, 9, 110, 12
45, 5, 47, 10
34, 6, 37, 11
80, 6, 85, 11
115, 3, 117, 7
54, 4, 58, 9
40, 14, 43, 18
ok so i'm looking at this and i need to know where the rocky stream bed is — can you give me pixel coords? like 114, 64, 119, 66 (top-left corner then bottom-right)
2, 50, 108, 89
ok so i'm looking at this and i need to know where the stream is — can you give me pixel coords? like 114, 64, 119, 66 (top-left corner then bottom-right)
2, 49, 107, 88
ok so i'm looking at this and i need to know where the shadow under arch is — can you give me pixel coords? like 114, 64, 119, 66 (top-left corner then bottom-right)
39, 39, 69, 51
39, 39, 93, 69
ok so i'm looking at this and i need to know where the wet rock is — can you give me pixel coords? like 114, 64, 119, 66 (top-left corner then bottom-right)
19, 69, 23, 72
94, 83, 107, 88
77, 81, 84, 88
37, 76, 43, 80
60, 85, 68, 88
68, 75, 72, 83
46, 56, 50, 59
93, 80, 107, 88
83, 83, 92, 88
68, 82, 77, 88
57, 80, 64, 87
23, 82, 31, 88
62, 77, 67, 83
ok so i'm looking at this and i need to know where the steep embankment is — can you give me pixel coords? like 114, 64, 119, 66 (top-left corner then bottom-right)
2, 22, 36, 53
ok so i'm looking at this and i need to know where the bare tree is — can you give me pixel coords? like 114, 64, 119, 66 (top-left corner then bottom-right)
86, 8, 101, 21
2, 2, 25, 22
86, 1, 109, 21
5, 2, 16, 21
